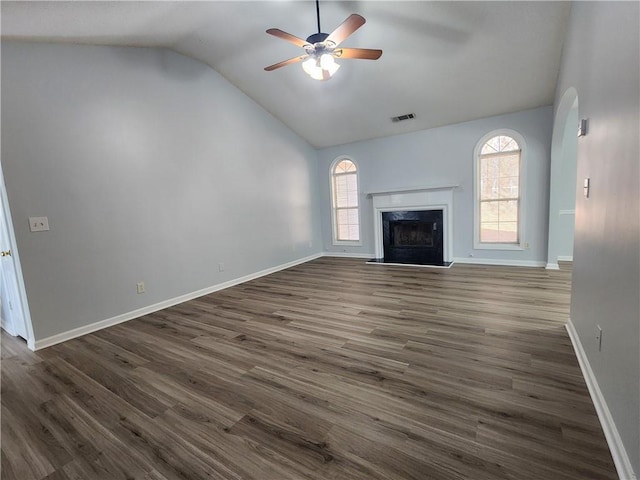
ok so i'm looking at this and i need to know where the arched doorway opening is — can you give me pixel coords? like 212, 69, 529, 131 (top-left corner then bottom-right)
547, 87, 579, 270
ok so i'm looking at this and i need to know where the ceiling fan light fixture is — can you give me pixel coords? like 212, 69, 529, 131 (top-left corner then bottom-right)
302, 57, 318, 76
320, 53, 335, 69
325, 60, 340, 77
302, 55, 340, 81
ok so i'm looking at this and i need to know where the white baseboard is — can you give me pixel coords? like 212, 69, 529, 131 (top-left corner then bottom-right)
566, 318, 637, 480
324, 253, 545, 268
34, 253, 323, 351
454, 257, 546, 268
322, 252, 375, 259
328, 254, 544, 268
547, 257, 573, 269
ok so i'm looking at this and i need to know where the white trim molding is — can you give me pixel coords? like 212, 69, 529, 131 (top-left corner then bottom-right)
566, 318, 638, 480
366, 184, 459, 196
34, 253, 323, 350
455, 257, 545, 268
323, 252, 375, 259
546, 256, 573, 270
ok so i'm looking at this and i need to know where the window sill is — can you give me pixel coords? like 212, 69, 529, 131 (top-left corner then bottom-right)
474, 242, 524, 251
332, 240, 362, 247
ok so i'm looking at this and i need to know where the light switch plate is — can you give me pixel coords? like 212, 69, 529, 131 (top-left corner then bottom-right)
29, 216, 50, 232
583, 178, 590, 198
577, 118, 589, 137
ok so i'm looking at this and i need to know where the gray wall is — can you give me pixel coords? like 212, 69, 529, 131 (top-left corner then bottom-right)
317, 107, 553, 264
556, 1, 639, 474
1, 42, 322, 341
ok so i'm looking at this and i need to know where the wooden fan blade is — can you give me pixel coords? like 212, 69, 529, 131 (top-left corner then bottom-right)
336, 48, 383, 60
326, 14, 366, 47
264, 55, 308, 71
266, 28, 309, 48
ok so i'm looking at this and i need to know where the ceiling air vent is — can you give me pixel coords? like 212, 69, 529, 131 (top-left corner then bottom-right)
391, 113, 416, 123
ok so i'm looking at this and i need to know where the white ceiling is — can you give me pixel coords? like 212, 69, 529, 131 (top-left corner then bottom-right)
1, 1, 572, 148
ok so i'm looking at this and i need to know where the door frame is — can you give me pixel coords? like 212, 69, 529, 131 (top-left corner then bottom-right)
0, 162, 35, 350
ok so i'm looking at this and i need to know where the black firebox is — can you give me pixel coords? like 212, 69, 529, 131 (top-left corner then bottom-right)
381, 210, 444, 265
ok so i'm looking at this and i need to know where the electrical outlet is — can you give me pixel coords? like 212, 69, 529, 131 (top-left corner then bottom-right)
218, 263, 225, 272
524, 242, 530, 249
596, 325, 603, 351
137, 282, 145, 294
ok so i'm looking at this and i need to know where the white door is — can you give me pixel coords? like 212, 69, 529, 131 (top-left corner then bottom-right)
1, 189, 28, 340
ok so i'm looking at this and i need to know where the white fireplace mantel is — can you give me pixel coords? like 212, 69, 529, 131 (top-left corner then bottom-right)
370, 185, 458, 262
367, 184, 459, 197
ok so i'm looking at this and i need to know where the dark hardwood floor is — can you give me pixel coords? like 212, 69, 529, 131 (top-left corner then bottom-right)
1, 257, 617, 479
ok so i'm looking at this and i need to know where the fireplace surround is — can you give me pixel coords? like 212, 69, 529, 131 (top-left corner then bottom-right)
368, 185, 457, 267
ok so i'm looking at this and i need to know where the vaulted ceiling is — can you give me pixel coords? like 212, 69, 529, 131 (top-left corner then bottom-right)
1, 1, 571, 148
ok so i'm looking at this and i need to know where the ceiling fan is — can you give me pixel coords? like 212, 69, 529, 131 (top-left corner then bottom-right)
264, 0, 382, 80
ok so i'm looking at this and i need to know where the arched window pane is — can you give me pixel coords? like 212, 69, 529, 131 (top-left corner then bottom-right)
480, 135, 520, 154
335, 159, 357, 174
477, 135, 522, 245
332, 158, 360, 242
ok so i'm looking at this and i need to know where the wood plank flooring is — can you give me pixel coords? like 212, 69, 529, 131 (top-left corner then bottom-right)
1, 258, 617, 479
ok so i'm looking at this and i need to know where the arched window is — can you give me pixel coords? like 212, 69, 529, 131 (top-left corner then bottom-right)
331, 158, 360, 243
475, 132, 524, 248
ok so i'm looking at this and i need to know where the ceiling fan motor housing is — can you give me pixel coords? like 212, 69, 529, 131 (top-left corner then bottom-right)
306, 32, 329, 45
